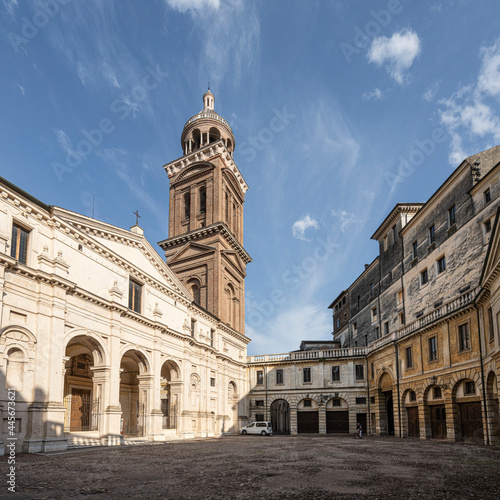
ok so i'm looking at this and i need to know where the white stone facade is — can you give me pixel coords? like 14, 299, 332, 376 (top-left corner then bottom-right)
0, 179, 248, 453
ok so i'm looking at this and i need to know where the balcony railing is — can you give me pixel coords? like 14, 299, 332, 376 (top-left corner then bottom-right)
247, 347, 367, 364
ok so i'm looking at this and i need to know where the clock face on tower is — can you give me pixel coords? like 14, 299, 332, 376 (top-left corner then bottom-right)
158, 91, 251, 334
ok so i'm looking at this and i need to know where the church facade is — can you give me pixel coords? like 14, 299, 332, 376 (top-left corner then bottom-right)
0, 91, 250, 453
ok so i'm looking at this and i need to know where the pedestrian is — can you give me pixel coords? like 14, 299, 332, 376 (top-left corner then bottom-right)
356, 422, 362, 438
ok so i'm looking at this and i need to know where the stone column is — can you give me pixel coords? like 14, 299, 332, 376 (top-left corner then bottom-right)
103, 331, 123, 445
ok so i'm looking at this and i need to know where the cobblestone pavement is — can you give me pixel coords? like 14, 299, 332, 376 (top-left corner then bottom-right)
3, 435, 500, 499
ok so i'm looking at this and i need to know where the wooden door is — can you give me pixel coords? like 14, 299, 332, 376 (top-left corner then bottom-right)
326, 411, 349, 433
459, 402, 483, 441
430, 405, 446, 439
407, 407, 420, 437
70, 389, 91, 431
297, 411, 319, 433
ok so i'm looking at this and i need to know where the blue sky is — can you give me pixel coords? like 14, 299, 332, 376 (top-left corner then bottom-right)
1, 0, 500, 355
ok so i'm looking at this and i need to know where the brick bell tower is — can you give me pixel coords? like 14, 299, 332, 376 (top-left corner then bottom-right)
159, 89, 251, 334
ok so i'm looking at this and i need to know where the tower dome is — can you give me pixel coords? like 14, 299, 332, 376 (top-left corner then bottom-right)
181, 90, 235, 156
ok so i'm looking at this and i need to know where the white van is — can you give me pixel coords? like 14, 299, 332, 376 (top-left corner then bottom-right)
239, 421, 273, 436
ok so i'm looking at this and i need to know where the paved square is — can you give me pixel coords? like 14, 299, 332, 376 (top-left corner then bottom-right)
5, 436, 500, 499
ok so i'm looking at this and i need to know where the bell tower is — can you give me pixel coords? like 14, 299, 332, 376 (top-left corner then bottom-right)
159, 90, 251, 334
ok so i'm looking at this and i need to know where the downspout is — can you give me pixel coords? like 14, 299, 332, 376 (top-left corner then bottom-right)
395, 341, 402, 438
265, 364, 268, 422
366, 355, 371, 435
377, 259, 382, 340
475, 304, 490, 445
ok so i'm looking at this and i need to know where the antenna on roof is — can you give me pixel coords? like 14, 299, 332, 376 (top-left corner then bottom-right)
208, 81, 210, 91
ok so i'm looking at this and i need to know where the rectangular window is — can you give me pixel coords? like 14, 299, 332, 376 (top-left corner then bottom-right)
199, 186, 206, 214
356, 397, 367, 405
484, 219, 492, 234
399, 311, 405, 326
255, 400, 264, 407
465, 381, 476, 395
355, 364, 364, 381
429, 336, 437, 361
484, 188, 491, 203
412, 240, 418, 260
429, 224, 435, 245
409, 391, 417, 402
357, 295, 360, 308
371, 307, 377, 322
191, 319, 196, 337
384, 321, 389, 336
406, 346, 413, 369
332, 398, 341, 407
392, 224, 397, 243
303, 399, 312, 407
353, 322, 358, 336
128, 278, 142, 313
437, 255, 446, 274
383, 235, 388, 251
210, 329, 215, 347
332, 366, 340, 381
397, 289, 404, 305
488, 308, 494, 341
367, 332, 371, 345
276, 369, 283, 384
420, 268, 429, 286
433, 386, 442, 399
256, 370, 264, 385
255, 414, 265, 422
370, 362, 374, 380
458, 323, 470, 352
448, 205, 456, 227
303, 367, 311, 383
11, 223, 29, 265
210, 377, 215, 387
369, 283, 374, 298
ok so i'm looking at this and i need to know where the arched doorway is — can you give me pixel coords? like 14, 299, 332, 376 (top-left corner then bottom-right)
378, 372, 395, 435
326, 397, 349, 433
425, 384, 446, 439
454, 379, 483, 442
160, 360, 181, 430
403, 390, 419, 438
63, 335, 106, 433
119, 350, 150, 437
270, 399, 290, 434
297, 398, 319, 433
486, 371, 499, 444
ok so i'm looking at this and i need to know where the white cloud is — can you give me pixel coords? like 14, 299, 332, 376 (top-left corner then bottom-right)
331, 210, 360, 233
15, 83, 25, 96
477, 38, 500, 97
438, 38, 500, 164
53, 128, 76, 156
2, 0, 18, 17
422, 81, 440, 102
292, 214, 319, 241
361, 88, 383, 102
368, 29, 421, 84
165, 0, 220, 14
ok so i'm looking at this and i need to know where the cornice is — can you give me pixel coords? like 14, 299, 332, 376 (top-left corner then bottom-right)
371, 204, 423, 241
158, 222, 252, 264
163, 141, 248, 196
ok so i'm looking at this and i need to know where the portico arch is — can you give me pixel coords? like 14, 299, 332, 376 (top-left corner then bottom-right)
377, 371, 395, 435
160, 359, 182, 430
119, 349, 152, 437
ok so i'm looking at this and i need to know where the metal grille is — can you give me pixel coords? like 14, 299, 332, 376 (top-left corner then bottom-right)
64, 392, 99, 432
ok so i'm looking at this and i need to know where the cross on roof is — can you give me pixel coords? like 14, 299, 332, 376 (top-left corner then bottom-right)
134, 210, 141, 226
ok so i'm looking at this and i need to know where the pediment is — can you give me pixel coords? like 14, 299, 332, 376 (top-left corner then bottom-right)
221, 249, 246, 275
168, 242, 216, 264
222, 168, 244, 202
171, 162, 215, 186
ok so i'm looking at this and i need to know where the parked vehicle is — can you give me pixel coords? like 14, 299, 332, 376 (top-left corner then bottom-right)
240, 421, 273, 436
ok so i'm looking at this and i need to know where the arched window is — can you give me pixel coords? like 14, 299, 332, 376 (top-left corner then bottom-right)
199, 186, 206, 214
186, 278, 201, 305
209, 127, 221, 143
184, 192, 190, 220
6, 348, 25, 391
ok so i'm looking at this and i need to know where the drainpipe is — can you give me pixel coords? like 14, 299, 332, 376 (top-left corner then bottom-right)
377, 259, 382, 341
366, 356, 371, 435
475, 304, 490, 445
395, 342, 402, 438
400, 231, 406, 329
265, 364, 268, 422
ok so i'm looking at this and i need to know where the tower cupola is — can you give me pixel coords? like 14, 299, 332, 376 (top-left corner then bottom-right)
181, 89, 235, 156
